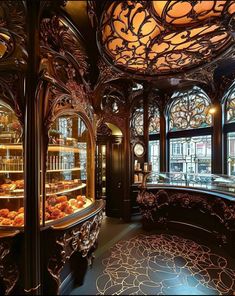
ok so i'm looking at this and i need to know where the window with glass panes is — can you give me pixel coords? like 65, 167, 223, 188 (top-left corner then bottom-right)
168, 86, 212, 174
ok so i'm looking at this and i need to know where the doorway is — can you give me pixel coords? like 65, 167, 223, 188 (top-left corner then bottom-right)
96, 123, 124, 217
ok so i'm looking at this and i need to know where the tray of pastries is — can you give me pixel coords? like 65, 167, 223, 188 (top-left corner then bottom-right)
0, 207, 24, 226
45, 194, 87, 221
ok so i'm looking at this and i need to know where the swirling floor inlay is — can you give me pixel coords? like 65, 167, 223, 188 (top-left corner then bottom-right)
96, 234, 235, 295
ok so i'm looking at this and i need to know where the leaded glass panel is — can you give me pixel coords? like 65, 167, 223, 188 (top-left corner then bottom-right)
225, 82, 235, 123
169, 87, 212, 131
149, 102, 160, 135
131, 100, 144, 136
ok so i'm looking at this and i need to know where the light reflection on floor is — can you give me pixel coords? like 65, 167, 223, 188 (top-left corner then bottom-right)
96, 234, 235, 295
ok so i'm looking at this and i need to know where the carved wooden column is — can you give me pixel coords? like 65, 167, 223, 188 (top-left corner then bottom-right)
143, 83, 149, 162
160, 110, 167, 172
24, 0, 41, 294
212, 100, 223, 174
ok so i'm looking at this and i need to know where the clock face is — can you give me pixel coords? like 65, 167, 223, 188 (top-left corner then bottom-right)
134, 143, 145, 157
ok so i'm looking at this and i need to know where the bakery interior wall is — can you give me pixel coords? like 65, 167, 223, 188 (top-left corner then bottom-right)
0, 0, 234, 294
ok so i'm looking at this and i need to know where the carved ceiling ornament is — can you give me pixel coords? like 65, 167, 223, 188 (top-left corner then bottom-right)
40, 16, 89, 78
98, 1, 235, 77
95, 58, 126, 88
0, 74, 24, 125
39, 15, 94, 130
97, 122, 112, 137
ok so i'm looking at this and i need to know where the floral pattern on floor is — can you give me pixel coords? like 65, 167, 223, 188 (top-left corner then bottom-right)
96, 234, 235, 295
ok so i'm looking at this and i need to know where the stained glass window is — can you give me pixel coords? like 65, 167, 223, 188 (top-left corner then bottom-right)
224, 82, 235, 123
169, 136, 212, 174
169, 87, 212, 131
149, 101, 160, 135
131, 100, 144, 136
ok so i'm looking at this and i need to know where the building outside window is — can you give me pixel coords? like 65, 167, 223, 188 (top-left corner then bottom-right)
168, 86, 213, 174
149, 140, 160, 173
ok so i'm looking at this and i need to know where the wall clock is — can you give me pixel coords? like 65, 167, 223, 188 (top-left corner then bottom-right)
133, 142, 145, 157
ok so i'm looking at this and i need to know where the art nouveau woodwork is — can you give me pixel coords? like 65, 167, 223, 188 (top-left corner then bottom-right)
137, 188, 235, 249
45, 208, 104, 295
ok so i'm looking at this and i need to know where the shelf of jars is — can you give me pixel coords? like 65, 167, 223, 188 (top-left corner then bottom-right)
133, 160, 152, 184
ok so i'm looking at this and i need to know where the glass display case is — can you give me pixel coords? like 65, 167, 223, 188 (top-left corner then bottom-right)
43, 113, 94, 225
0, 100, 24, 228
143, 172, 235, 198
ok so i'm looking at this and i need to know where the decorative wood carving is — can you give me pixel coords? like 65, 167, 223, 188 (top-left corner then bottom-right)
0, 73, 24, 124
39, 15, 94, 132
137, 188, 235, 244
87, 1, 98, 28
0, 239, 19, 295
47, 210, 104, 294
40, 16, 89, 79
0, 1, 27, 68
95, 58, 125, 89
97, 122, 112, 137
95, 84, 129, 135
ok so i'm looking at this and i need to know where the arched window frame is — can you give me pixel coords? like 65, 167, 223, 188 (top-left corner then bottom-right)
167, 86, 213, 174
222, 81, 235, 175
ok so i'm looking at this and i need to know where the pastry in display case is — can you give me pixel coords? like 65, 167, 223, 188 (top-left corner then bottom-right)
43, 113, 94, 224
0, 100, 24, 228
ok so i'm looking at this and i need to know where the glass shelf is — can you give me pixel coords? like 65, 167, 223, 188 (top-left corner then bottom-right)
0, 144, 86, 153
0, 144, 22, 150
0, 170, 23, 173
46, 167, 81, 173
45, 183, 86, 196
0, 183, 87, 199
0, 167, 82, 173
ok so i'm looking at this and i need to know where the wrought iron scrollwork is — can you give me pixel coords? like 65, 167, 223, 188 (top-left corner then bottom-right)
98, 0, 234, 76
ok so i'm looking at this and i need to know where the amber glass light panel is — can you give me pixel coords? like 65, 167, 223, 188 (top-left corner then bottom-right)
44, 114, 93, 224
100, 1, 234, 75
0, 100, 24, 228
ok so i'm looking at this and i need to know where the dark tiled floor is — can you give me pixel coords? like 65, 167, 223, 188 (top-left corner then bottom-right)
70, 216, 235, 295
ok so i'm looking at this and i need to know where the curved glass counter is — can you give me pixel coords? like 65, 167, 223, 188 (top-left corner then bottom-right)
142, 172, 235, 200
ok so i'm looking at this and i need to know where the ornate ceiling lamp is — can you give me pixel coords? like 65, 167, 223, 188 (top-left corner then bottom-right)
98, 1, 235, 77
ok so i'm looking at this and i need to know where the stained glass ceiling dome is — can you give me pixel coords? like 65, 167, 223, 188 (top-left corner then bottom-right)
99, 1, 235, 76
